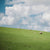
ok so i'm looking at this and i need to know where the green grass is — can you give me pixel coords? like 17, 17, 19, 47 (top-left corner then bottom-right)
0, 27, 50, 50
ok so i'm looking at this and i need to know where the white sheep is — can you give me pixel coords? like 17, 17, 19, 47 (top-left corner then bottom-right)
40, 32, 42, 34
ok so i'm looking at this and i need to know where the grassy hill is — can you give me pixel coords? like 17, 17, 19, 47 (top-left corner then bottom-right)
0, 27, 50, 50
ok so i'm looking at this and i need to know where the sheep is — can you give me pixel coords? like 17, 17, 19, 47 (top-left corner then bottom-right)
40, 32, 42, 34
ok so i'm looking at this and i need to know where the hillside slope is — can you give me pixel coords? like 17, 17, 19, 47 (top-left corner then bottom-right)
0, 27, 50, 50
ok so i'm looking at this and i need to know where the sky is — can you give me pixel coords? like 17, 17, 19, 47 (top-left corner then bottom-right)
0, 0, 50, 32
0, 0, 5, 13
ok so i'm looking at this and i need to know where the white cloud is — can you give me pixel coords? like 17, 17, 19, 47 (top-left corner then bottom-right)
0, 16, 15, 25
0, 0, 50, 32
6, 4, 30, 17
5, 0, 50, 6
42, 12, 50, 22
22, 19, 28, 24
6, 4, 48, 16
0, 13, 4, 19
42, 27, 50, 32
0, 13, 4, 17
31, 5, 48, 14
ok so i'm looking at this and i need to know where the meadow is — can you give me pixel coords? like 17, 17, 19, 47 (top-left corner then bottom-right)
0, 27, 50, 50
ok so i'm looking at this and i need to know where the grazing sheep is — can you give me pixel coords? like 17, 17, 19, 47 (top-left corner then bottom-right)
40, 32, 42, 34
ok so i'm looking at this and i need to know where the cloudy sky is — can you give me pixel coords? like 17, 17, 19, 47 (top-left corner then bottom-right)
0, 0, 50, 32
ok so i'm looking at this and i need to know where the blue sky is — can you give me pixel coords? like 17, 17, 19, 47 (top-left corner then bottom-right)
0, 0, 50, 32
0, 0, 5, 13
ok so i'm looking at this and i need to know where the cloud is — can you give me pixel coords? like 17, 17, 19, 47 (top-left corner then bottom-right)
0, 16, 15, 25
0, 13, 4, 19
0, 0, 50, 32
22, 19, 28, 24
5, 0, 50, 6
5, 4, 48, 16
6, 4, 30, 17
42, 12, 50, 22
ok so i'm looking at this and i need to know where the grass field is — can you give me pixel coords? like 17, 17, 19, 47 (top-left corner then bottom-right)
0, 27, 50, 50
